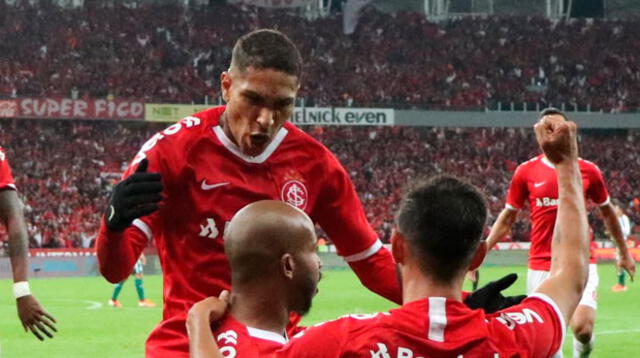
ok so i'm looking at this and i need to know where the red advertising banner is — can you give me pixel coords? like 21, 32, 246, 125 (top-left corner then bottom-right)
28, 247, 158, 256
30, 248, 96, 257
0, 98, 144, 120
0, 99, 18, 118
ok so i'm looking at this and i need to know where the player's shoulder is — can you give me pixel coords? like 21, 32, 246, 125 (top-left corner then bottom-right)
488, 293, 564, 333
141, 106, 224, 152
217, 315, 287, 356
281, 122, 334, 158
514, 155, 543, 174
486, 293, 565, 355
0, 146, 6, 161
578, 157, 602, 174
163, 106, 223, 141
293, 312, 390, 341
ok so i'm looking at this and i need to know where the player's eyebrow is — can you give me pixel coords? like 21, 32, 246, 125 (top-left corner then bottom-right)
274, 97, 294, 107
243, 90, 294, 107
242, 90, 264, 102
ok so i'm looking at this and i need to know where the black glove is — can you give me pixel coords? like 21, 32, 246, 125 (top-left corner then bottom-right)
105, 159, 163, 232
464, 273, 526, 313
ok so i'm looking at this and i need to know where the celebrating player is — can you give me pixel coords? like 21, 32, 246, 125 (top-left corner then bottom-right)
97, 28, 523, 358
187, 199, 523, 358
96, 29, 403, 358
108, 253, 156, 308
191, 117, 590, 358
187, 201, 321, 357
0, 146, 57, 340
484, 108, 636, 358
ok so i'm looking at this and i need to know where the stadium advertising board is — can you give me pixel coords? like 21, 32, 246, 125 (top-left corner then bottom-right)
11, 98, 144, 120
228, 0, 315, 8
145, 104, 395, 126
291, 107, 395, 126
145, 103, 210, 122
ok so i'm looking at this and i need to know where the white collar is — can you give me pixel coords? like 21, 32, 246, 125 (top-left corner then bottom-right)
246, 326, 288, 344
541, 156, 556, 169
212, 125, 288, 164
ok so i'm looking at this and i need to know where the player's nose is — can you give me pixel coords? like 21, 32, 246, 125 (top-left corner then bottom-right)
256, 107, 274, 129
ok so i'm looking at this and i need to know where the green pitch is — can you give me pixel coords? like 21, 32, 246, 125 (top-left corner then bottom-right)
0, 264, 637, 357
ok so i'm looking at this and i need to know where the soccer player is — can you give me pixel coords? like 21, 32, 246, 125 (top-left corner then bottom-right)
611, 202, 632, 292
0, 146, 57, 340
485, 108, 636, 358
97, 29, 521, 358
187, 200, 321, 357
96, 29, 402, 358
191, 117, 590, 358
108, 253, 156, 307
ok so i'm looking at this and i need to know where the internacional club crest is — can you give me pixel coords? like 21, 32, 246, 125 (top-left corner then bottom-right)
281, 180, 308, 210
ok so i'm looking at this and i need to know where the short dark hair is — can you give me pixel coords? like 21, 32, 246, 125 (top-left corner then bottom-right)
397, 175, 487, 283
540, 107, 568, 120
230, 29, 303, 78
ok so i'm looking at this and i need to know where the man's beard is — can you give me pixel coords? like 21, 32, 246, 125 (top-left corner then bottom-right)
294, 272, 321, 316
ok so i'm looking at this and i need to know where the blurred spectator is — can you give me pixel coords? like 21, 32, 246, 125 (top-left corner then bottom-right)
0, 3, 639, 111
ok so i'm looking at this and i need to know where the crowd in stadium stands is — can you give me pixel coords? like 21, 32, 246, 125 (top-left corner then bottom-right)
1, 1, 640, 111
0, 119, 163, 249
0, 119, 639, 249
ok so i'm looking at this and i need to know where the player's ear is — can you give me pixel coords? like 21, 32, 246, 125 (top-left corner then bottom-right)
281, 253, 295, 280
468, 240, 487, 271
221, 71, 232, 102
391, 230, 406, 265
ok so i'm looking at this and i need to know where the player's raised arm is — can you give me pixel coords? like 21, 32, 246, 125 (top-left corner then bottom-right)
96, 158, 164, 283
533, 118, 589, 324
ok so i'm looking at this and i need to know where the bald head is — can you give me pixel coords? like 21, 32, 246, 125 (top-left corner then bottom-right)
224, 201, 317, 285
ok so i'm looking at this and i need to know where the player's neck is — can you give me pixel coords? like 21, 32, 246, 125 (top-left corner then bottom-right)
229, 289, 289, 336
402, 267, 463, 304
219, 113, 239, 147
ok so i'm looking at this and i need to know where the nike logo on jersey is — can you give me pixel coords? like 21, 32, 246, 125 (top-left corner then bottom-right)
534, 182, 545, 188
201, 180, 230, 191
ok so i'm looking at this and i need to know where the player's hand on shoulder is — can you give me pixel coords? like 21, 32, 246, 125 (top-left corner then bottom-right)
534, 116, 578, 164
464, 273, 526, 314
187, 290, 231, 326
105, 158, 164, 232
17, 294, 57, 341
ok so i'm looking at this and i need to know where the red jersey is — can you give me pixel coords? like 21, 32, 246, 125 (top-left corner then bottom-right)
0, 146, 16, 191
274, 293, 564, 358
212, 315, 287, 357
506, 155, 609, 270
96, 106, 400, 358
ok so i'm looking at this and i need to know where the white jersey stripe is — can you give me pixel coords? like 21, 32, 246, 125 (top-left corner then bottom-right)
427, 297, 447, 342
597, 196, 610, 207
132, 219, 153, 242
505, 203, 519, 211
343, 239, 383, 262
